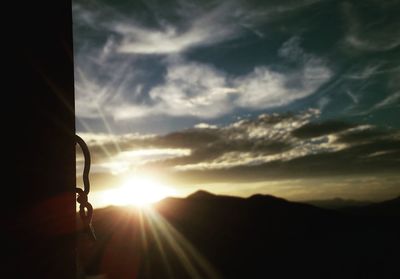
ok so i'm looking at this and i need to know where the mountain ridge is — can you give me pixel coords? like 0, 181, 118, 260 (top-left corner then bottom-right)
84, 192, 400, 279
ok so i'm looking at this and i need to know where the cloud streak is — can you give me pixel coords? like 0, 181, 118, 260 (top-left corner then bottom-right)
234, 58, 331, 109
342, 1, 400, 52
78, 111, 400, 189
76, 46, 332, 121
73, 1, 333, 123
112, 1, 243, 55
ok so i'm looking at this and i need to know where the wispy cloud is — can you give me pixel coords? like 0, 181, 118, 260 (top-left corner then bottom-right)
194, 123, 218, 129
232, 36, 332, 109
102, 40, 331, 120
73, 1, 333, 123
89, 0, 323, 55
82, 110, 399, 177
342, 1, 400, 52
112, 1, 243, 55
146, 58, 236, 118
79, 111, 400, 200
234, 57, 331, 109
351, 91, 400, 117
372, 91, 400, 110
75, 47, 331, 122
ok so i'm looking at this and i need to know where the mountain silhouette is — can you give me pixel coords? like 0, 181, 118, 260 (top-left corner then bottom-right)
81, 192, 400, 279
304, 197, 374, 209
342, 196, 400, 216
187, 189, 218, 199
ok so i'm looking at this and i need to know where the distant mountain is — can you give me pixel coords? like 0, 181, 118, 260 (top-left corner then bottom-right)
187, 189, 219, 199
342, 196, 400, 216
81, 193, 400, 279
304, 197, 373, 209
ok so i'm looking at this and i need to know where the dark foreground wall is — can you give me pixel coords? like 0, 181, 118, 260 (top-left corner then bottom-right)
4, 1, 76, 278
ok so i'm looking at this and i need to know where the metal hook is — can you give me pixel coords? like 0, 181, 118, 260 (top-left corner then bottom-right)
75, 134, 91, 194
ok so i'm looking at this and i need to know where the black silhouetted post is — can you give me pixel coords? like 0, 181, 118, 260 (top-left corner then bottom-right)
5, 1, 76, 278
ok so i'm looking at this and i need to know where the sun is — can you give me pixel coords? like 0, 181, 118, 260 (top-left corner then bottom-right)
101, 176, 176, 207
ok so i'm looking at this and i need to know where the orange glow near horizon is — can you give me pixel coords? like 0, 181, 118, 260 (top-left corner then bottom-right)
99, 175, 177, 207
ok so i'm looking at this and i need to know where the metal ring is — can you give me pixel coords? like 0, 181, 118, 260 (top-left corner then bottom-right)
77, 193, 88, 204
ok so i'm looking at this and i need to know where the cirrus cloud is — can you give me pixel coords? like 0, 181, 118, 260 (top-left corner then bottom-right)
105, 47, 332, 120
73, 0, 333, 123
78, 110, 400, 198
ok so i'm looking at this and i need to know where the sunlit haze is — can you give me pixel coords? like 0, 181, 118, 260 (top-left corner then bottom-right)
99, 176, 177, 207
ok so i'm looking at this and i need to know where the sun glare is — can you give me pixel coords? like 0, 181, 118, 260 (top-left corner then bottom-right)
101, 176, 176, 207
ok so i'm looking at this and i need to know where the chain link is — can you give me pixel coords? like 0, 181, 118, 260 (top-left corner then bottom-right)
75, 135, 96, 241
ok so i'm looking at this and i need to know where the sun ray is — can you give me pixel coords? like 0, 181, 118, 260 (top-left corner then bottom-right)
145, 210, 175, 278
144, 208, 221, 279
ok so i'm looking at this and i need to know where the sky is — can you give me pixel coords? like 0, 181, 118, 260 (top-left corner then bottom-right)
73, 0, 400, 207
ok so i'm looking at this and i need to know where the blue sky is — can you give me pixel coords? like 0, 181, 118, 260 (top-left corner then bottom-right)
73, 0, 400, 205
